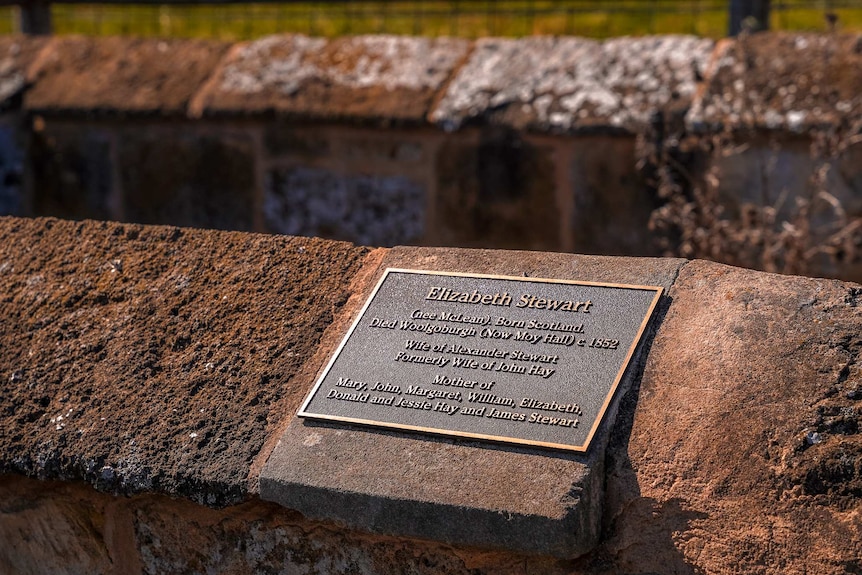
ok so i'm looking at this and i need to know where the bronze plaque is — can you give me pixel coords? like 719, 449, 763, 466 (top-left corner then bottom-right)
298, 269, 662, 452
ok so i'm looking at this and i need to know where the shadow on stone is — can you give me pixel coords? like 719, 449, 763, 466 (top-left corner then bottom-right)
580, 293, 707, 574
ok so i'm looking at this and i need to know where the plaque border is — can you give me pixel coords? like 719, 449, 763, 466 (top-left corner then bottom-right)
297, 268, 663, 452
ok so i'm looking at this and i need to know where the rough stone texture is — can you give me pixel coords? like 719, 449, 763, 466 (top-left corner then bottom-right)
0, 36, 49, 110
264, 166, 425, 246
261, 247, 684, 558
1, 478, 117, 575
2, 219, 862, 571
430, 35, 713, 134
193, 34, 470, 124
25, 36, 230, 115
119, 127, 257, 231
0, 474, 576, 575
597, 260, 862, 574
0, 217, 368, 506
688, 33, 862, 132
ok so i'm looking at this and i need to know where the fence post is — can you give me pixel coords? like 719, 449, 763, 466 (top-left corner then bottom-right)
729, 0, 771, 36
18, 1, 53, 35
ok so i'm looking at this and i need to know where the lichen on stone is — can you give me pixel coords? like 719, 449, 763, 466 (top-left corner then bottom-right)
220, 34, 468, 95
264, 167, 424, 246
431, 35, 713, 133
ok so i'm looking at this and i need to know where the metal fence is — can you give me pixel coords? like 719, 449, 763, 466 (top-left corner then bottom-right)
4, 1, 862, 39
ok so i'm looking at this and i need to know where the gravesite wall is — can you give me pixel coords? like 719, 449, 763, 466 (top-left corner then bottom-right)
0, 33, 860, 279
1, 32, 862, 573
1, 216, 861, 574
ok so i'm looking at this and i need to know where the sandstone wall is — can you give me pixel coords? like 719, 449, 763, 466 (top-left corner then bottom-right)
0, 33, 860, 280
0, 216, 860, 574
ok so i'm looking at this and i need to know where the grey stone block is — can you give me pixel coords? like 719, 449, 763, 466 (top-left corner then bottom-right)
261, 249, 686, 558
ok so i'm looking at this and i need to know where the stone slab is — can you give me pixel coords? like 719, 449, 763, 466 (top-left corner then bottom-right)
192, 34, 470, 124
261, 248, 685, 558
430, 36, 713, 134
687, 33, 862, 133
602, 259, 862, 572
25, 36, 230, 115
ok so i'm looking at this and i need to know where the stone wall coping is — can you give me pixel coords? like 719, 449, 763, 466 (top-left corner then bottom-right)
2, 216, 861, 569
0, 216, 370, 506
188, 34, 472, 125
1, 32, 857, 134
24, 35, 232, 116
429, 35, 714, 134
0, 35, 50, 112
687, 32, 862, 133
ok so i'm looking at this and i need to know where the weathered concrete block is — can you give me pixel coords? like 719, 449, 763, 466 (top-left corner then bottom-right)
30, 124, 115, 221
119, 127, 257, 231
264, 123, 430, 165
29, 121, 259, 230
707, 134, 862, 221
568, 136, 656, 256
433, 128, 560, 251
678, 132, 862, 281
0, 117, 25, 216
25, 36, 230, 115
264, 121, 332, 158
193, 34, 470, 124
261, 247, 684, 559
431, 36, 713, 134
264, 166, 425, 246
688, 33, 862, 132
0, 37, 45, 216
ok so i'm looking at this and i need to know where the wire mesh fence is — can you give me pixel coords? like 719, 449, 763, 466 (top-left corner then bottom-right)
3, 1, 862, 39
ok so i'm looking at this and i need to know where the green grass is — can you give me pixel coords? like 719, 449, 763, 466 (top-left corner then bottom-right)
0, 2, 859, 40
45, 2, 731, 39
